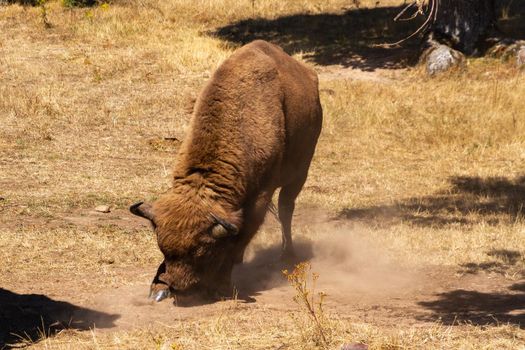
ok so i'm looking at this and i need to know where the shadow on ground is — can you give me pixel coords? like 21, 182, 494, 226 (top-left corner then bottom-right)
232, 239, 314, 300
212, 3, 525, 72
339, 176, 525, 228
459, 249, 523, 275
418, 280, 525, 327
0, 289, 119, 349
212, 5, 422, 71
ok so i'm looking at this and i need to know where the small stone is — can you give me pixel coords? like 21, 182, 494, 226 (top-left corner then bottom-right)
94, 205, 111, 213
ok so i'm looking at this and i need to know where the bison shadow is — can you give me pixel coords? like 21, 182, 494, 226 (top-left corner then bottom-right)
339, 176, 525, 228
211, 2, 525, 72
418, 280, 525, 327
0, 288, 119, 349
232, 238, 314, 301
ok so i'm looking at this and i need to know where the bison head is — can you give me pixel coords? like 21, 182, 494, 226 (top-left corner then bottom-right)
130, 194, 241, 303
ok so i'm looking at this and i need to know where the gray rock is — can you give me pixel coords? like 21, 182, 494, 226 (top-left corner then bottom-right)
426, 45, 465, 76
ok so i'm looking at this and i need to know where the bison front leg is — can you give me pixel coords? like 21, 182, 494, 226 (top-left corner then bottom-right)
149, 261, 171, 302
212, 257, 235, 298
233, 192, 273, 265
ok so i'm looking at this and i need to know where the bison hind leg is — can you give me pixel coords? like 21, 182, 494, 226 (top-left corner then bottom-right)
278, 176, 307, 261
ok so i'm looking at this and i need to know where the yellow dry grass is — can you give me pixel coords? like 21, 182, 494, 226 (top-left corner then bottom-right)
1, 0, 525, 349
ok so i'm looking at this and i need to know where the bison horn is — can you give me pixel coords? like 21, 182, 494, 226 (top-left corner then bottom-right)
210, 214, 239, 238
130, 201, 155, 223
150, 288, 171, 302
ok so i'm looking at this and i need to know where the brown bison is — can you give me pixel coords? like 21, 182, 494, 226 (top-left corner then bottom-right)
130, 40, 322, 302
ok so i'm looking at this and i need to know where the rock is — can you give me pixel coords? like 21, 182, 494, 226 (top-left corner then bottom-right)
487, 39, 525, 67
94, 205, 111, 213
425, 45, 465, 76
487, 38, 516, 58
517, 46, 525, 67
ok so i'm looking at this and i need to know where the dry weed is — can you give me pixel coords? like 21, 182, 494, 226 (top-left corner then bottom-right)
284, 262, 332, 349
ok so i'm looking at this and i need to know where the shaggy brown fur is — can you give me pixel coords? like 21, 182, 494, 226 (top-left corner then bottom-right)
131, 40, 322, 301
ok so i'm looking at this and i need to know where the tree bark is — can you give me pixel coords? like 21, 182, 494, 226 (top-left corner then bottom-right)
429, 0, 497, 56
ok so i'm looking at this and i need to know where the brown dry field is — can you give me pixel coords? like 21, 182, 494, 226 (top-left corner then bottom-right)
1, 0, 525, 349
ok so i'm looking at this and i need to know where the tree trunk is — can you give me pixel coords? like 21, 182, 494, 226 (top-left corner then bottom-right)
422, 0, 525, 74
429, 0, 497, 56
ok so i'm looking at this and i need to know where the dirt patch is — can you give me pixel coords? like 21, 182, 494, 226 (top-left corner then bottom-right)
22, 211, 525, 324
2, 205, 524, 348
62, 209, 150, 232
317, 64, 400, 83
55, 258, 524, 331
0, 208, 149, 232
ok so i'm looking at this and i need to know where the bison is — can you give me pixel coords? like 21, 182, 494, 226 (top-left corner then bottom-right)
130, 40, 322, 302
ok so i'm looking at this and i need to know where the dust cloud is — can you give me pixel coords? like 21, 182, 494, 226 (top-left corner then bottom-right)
85, 225, 421, 330
233, 225, 419, 300
309, 230, 415, 296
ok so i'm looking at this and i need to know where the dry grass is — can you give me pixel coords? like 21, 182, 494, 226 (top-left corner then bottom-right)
21, 316, 525, 350
1, 0, 525, 349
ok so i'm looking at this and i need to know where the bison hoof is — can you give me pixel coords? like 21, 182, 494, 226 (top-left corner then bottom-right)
149, 288, 171, 302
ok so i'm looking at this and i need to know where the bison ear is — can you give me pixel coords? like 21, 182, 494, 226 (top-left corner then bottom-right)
210, 213, 239, 238
130, 201, 156, 223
